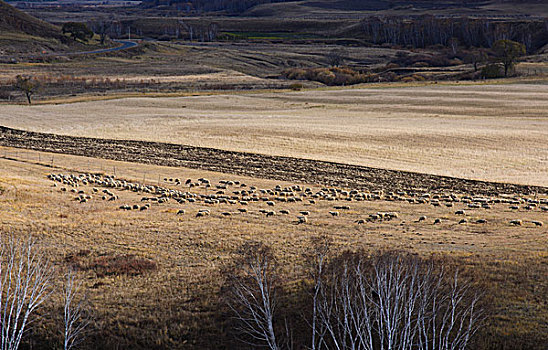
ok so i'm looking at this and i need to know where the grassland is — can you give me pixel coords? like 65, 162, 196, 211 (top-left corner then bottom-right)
1, 82, 546, 186
0, 146, 546, 348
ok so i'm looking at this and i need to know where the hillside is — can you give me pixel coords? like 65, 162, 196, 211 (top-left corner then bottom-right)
0, 0, 60, 37
0, 0, 72, 57
138, 0, 548, 17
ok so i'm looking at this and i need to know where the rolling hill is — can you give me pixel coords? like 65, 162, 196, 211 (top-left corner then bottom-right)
0, 0, 61, 37
0, 0, 68, 56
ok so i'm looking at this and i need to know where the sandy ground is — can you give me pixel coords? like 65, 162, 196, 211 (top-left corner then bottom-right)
1, 83, 547, 186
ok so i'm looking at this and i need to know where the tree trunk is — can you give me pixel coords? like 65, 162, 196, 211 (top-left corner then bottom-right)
26, 92, 32, 105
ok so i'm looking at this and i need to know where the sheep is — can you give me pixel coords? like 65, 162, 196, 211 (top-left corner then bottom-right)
177, 209, 185, 215
355, 219, 366, 225
266, 211, 275, 217
266, 201, 275, 206
329, 211, 340, 217
238, 208, 248, 213
459, 219, 468, 224
140, 205, 149, 211
510, 220, 522, 226
334, 205, 350, 210
417, 216, 427, 222
434, 218, 442, 224
368, 214, 381, 221
532, 220, 543, 227
509, 206, 519, 210
297, 216, 308, 224
455, 210, 466, 215
279, 210, 290, 215
299, 211, 310, 216
221, 212, 232, 216
475, 219, 487, 224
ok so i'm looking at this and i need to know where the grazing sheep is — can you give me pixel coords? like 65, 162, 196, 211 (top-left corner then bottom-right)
221, 212, 232, 216
476, 219, 487, 224
140, 205, 149, 211
434, 218, 442, 224
334, 205, 350, 210
459, 219, 468, 224
455, 210, 466, 215
177, 209, 185, 215
266, 201, 275, 206
239, 201, 248, 205
532, 220, 543, 227
299, 211, 310, 216
329, 211, 340, 217
297, 216, 308, 224
266, 211, 275, 217
368, 214, 381, 221
417, 216, 427, 222
356, 219, 366, 225
280, 210, 290, 215
238, 208, 248, 213
509, 206, 519, 210
510, 220, 522, 226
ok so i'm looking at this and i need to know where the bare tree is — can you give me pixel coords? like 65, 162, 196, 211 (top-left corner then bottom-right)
91, 18, 114, 45
0, 234, 53, 350
305, 235, 331, 350
62, 269, 90, 350
226, 242, 279, 350
326, 48, 347, 67
14, 75, 40, 105
316, 252, 483, 350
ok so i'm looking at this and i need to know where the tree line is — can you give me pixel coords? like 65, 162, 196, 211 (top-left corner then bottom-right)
359, 16, 547, 52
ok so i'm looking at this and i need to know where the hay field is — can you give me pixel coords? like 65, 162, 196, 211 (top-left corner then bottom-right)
0, 146, 546, 348
1, 82, 547, 186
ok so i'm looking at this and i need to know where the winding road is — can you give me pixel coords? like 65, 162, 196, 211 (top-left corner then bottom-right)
40, 40, 138, 57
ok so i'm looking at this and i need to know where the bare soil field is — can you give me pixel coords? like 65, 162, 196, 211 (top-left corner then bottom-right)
1, 82, 547, 186
0, 146, 546, 349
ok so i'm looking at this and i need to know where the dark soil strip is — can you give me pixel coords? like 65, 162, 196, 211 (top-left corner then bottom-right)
0, 126, 545, 196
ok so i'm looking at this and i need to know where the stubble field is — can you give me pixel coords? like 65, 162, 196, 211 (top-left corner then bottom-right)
1, 82, 547, 186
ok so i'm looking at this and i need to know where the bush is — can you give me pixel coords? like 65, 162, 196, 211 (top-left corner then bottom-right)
481, 64, 504, 79
67, 252, 157, 277
288, 83, 303, 91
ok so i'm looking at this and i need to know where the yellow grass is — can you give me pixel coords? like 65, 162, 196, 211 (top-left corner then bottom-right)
0, 146, 546, 348
1, 83, 547, 186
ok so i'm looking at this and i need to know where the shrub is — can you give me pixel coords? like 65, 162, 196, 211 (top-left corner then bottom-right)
68, 253, 156, 277
481, 64, 504, 79
288, 83, 303, 91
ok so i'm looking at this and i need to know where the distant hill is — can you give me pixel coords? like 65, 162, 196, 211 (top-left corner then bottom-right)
0, 0, 71, 56
140, 0, 548, 17
0, 0, 61, 38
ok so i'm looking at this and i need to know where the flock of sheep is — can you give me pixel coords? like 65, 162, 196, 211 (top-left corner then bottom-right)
47, 173, 546, 227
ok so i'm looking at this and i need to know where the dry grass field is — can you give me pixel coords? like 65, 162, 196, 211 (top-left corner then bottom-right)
1, 82, 547, 186
0, 146, 546, 348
